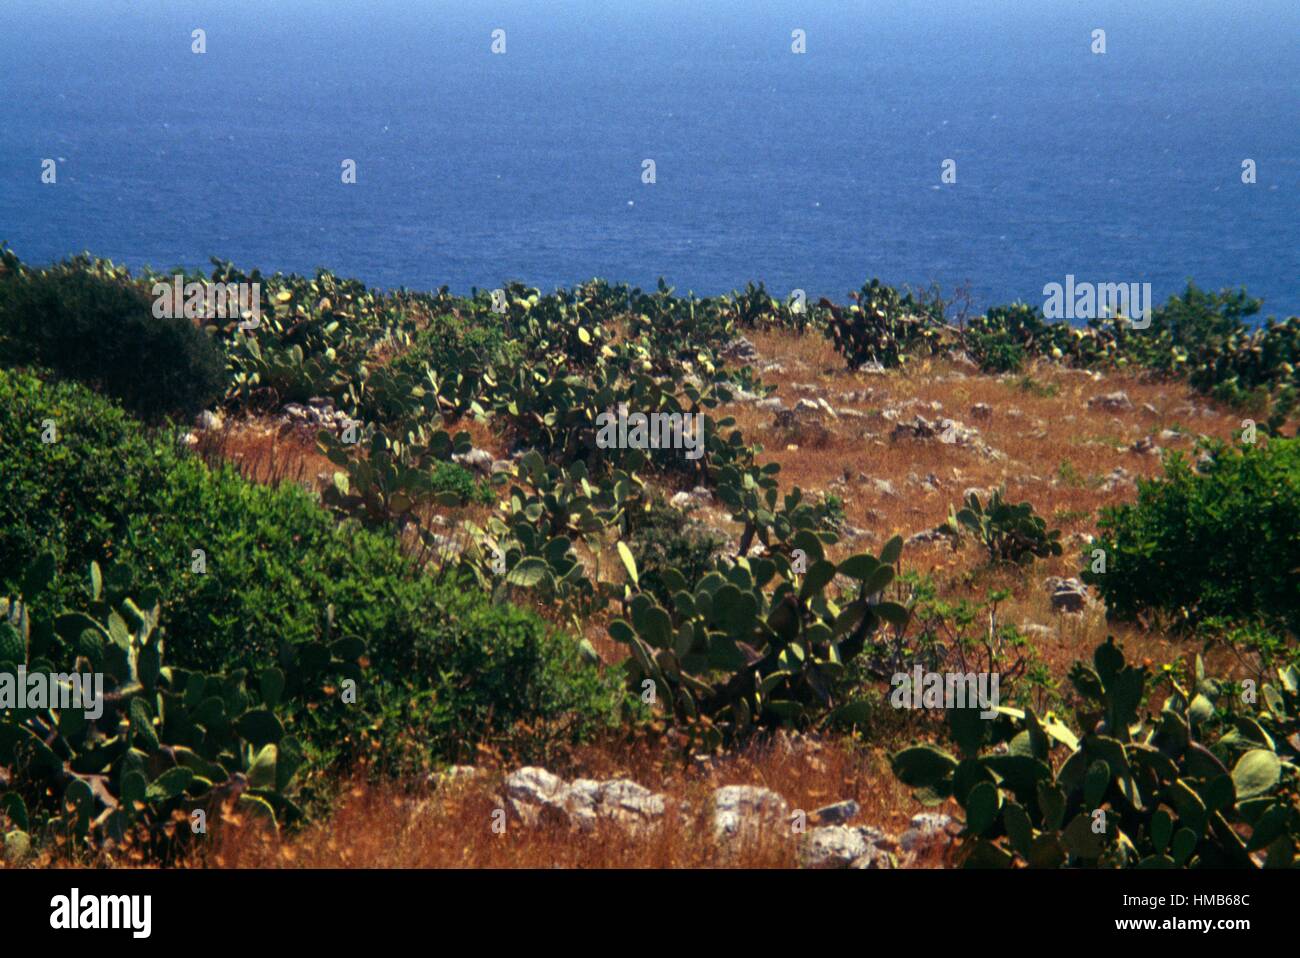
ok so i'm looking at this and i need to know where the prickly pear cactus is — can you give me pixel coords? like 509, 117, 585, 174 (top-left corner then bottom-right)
890, 636, 1300, 867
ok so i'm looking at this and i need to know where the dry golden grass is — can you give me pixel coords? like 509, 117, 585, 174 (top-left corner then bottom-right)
173, 731, 941, 869
197, 416, 334, 492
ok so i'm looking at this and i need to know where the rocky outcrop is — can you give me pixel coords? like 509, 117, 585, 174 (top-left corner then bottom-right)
800, 825, 895, 869
1088, 391, 1133, 412
1045, 576, 1092, 614
278, 397, 353, 435
713, 784, 790, 841
890, 414, 1005, 461
478, 766, 924, 866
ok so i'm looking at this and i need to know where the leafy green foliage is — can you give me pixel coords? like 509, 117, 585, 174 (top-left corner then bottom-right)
966, 331, 1025, 373
0, 255, 226, 421
964, 286, 1299, 428
0, 370, 171, 587
429, 461, 495, 507
625, 498, 729, 608
0, 370, 627, 787
1084, 437, 1300, 633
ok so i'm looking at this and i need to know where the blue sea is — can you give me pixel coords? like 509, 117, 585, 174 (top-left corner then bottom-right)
1, 0, 1297, 315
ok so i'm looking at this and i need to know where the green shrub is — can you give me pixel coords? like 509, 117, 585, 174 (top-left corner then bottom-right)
0, 369, 626, 771
404, 314, 514, 380
409, 582, 626, 761
1083, 437, 1300, 633
625, 498, 728, 607
0, 371, 173, 585
0, 262, 226, 421
429, 460, 495, 506
967, 330, 1025, 373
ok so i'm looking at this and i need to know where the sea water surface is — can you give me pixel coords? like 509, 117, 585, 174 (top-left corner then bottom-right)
1, 0, 1296, 314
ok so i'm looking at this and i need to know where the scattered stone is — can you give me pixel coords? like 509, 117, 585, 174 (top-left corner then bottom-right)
503, 767, 570, 827
775, 399, 832, 443
670, 486, 712, 510
865, 477, 898, 498
713, 785, 790, 841
800, 826, 875, 868
969, 403, 992, 421
566, 778, 666, 834
279, 400, 352, 435
453, 448, 495, 474
755, 397, 785, 412
726, 385, 761, 403
195, 409, 223, 431
813, 799, 860, 825
1099, 466, 1134, 493
1045, 576, 1091, 614
720, 336, 760, 364
907, 527, 953, 547
1130, 435, 1161, 456
838, 524, 876, 545
911, 472, 943, 493
1021, 623, 1056, 640
899, 813, 955, 852
1088, 391, 1133, 412
890, 415, 1005, 460
490, 459, 514, 475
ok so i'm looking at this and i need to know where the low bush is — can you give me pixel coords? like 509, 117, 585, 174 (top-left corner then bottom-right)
1083, 437, 1300, 634
0, 371, 172, 585
0, 369, 627, 777
966, 330, 1025, 373
429, 460, 495, 506
624, 498, 728, 607
0, 259, 226, 421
